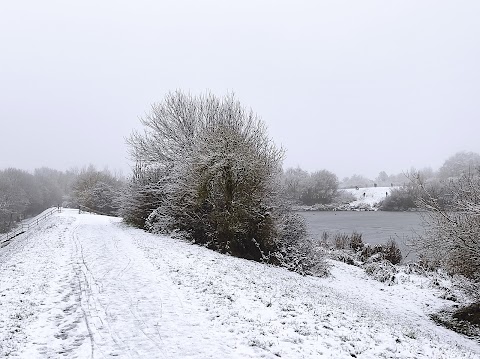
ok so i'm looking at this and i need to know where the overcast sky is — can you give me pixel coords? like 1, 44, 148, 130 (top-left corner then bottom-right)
1, 1, 479, 179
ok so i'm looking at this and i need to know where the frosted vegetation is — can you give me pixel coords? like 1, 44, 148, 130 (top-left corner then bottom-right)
1, 211, 478, 358
121, 91, 325, 276
1, 91, 479, 353
0, 166, 123, 233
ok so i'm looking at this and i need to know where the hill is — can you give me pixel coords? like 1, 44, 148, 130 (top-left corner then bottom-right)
0, 210, 478, 358
343, 186, 393, 209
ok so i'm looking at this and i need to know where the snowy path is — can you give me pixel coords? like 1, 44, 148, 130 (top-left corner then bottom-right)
0, 210, 479, 358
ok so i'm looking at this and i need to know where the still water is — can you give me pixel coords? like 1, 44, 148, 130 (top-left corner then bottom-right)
299, 211, 423, 259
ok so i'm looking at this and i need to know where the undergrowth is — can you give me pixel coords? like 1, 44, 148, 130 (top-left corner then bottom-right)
318, 230, 480, 341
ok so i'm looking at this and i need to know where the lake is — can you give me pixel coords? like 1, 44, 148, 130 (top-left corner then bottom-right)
299, 211, 424, 261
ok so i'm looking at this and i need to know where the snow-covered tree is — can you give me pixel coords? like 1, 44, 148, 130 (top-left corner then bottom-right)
380, 184, 418, 211
300, 170, 339, 205
413, 170, 480, 299
0, 173, 29, 232
34, 167, 63, 209
71, 166, 123, 214
127, 91, 320, 272
282, 167, 309, 202
119, 163, 166, 228
438, 151, 480, 181
340, 174, 374, 189
375, 171, 389, 185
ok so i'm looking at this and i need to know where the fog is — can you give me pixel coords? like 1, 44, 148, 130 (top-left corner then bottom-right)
1, 1, 479, 179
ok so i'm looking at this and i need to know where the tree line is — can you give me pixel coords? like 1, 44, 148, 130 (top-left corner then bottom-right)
0, 166, 124, 232
381, 151, 480, 211
2, 91, 478, 298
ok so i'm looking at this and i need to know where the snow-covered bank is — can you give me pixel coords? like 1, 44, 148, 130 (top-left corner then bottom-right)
294, 186, 394, 211
0, 210, 478, 358
343, 186, 393, 209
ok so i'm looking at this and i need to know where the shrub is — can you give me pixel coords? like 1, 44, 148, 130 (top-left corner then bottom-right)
333, 190, 356, 204
333, 233, 350, 250
127, 91, 325, 274
349, 231, 364, 251
364, 260, 398, 284
381, 185, 417, 211
413, 170, 480, 289
382, 239, 403, 265
453, 303, 480, 325
360, 240, 402, 265
331, 231, 364, 252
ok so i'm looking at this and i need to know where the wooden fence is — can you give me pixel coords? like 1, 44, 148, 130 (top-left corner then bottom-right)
0, 207, 60, 247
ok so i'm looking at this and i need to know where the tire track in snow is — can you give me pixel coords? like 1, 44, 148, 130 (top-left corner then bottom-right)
2, 214, 92, 358
66, 214, 205, 358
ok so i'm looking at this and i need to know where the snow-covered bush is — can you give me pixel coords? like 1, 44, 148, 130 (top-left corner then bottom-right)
273, 211, 329, 276
333, 190, 356, 205
330, 250, 355, 265
360, 240, 402, 265
333, 233, 350, 250
381, 239, 403, 265
330, 231, 364, 252
71, 166, 124, 215
413, 170, 480, 288
349, 231, 364, 251
119, 164, 167, 228
127, 91, 324, 273
380, 184, 417, 211
364, 260, 398, 285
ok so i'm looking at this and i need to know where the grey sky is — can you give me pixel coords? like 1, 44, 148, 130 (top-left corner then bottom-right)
1, 1, 479, 179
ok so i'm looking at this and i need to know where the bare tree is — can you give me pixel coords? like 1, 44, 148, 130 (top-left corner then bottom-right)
300, 170, 339, 205
438, 151, 480, 181
282, 167, 309, 202
0, 173, 29, 232
412, 170, 480, 299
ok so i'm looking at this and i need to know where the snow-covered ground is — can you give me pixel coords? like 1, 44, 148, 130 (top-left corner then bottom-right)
1, 210, 479, 358
344, 186, 393, 208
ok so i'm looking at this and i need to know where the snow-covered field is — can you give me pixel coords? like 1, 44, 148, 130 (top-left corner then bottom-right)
0, 210, 478, 358
344, 186, 393, 208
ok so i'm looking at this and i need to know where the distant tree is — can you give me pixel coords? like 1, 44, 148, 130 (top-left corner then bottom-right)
340, 174, 374, 189
380, 184, 418, 211
0, 173, 29, 232
386, 172, 408, 187
417, 167, 435, 181
300, 170, 338, 205
1, 168, 43, 216
438, 151, 480, 181
412, 170, 480, 301
34, 167, 63, 208
376, 171, 389, 185
71, 166, 123, 214
282, 167, 309, 202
